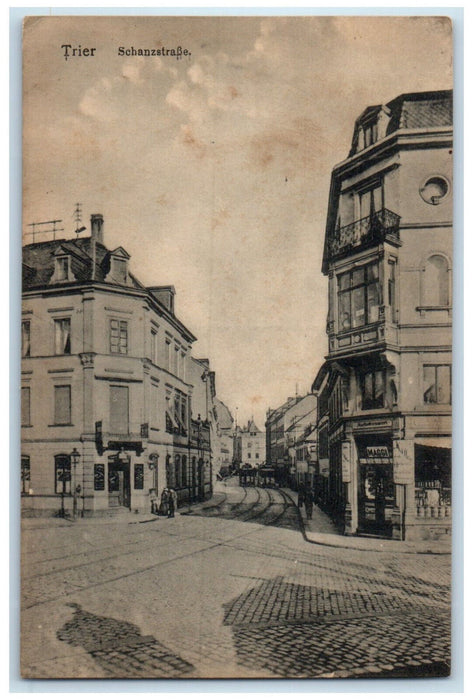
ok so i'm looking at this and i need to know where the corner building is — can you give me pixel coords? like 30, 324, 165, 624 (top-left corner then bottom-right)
21, 215, 213, 516
319, 90, 452, 540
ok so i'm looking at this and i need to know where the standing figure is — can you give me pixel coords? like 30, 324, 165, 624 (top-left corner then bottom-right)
160, 487, 170, 517
168, 488, 177, 518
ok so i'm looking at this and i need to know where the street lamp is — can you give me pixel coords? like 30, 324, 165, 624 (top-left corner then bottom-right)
71, 448, 80, 520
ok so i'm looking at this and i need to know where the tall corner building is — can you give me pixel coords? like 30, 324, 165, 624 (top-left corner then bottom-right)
21, 214, 215, 517
319, 90, 452, 540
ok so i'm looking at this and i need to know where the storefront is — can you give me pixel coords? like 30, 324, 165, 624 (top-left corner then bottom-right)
357, 439, 394, 537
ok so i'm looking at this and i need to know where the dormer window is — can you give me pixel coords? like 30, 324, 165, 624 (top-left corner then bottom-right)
363, 122, 377, 148
112, 257, 128, 285
50, 248, 75, 284
105, 247, 131, 286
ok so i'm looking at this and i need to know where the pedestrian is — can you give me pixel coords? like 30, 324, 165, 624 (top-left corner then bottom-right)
160, 487, 169, 517
168, 488, 177, 518
304, 491, 313, 520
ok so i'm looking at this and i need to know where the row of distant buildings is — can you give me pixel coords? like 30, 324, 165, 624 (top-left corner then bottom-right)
21, 214, 238, 517
266, 90, 453, 541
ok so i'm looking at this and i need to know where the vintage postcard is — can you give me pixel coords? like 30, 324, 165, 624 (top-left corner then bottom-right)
21, 15, 453, 679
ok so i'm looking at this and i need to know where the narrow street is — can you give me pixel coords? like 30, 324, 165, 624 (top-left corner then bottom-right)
21, 479, 450, 679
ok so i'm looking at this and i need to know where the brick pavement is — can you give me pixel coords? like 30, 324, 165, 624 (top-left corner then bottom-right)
20, 482, 451, 679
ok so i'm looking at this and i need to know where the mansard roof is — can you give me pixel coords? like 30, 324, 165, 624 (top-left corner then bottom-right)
22, 235, 197, 342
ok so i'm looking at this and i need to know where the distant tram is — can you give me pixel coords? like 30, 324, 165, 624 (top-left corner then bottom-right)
238, 464, 277, 488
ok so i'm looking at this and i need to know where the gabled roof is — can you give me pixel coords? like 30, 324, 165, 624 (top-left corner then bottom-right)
214, 399, 233, 430
109, 246, 131, 259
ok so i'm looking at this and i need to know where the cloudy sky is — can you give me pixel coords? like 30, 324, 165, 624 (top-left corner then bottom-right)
22, 15, 452, 427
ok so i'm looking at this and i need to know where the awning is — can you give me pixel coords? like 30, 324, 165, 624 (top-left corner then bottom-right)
414, 436, 451, 450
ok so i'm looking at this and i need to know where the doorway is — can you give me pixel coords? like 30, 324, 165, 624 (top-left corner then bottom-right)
358, 463, 394, 536
108, 455, 131, 509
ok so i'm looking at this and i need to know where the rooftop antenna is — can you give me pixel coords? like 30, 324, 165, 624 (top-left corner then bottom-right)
74, 203, 86, 237
26, 220, 64, 243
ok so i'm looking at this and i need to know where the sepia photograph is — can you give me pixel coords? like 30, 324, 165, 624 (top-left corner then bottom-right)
20, 13, 454, 681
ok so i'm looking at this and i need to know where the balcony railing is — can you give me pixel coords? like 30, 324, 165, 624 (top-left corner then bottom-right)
329, 209, 401, 259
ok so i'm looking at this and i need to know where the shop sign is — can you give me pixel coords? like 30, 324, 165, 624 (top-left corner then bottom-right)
341, 441, 351, 482
393, 439, 414, 484
366, 446, 390, 459
351, 418, 392, 432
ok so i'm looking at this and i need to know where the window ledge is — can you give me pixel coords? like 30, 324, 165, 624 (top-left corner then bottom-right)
416, 305, 452, 317
21, 424, 33, 428
48, 423, 74, 427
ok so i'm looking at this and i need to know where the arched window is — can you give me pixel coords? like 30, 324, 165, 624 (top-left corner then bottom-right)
423, 255, 449, 307
175, 455, 181, 488
166, 455, 173, 487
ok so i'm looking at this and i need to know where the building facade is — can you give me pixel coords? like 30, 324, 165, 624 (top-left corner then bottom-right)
21, 214, 214, 516
318, 90, 452, 540
266, 394, 317, 486
237, 420, 265, 469
212, 399, 234, 476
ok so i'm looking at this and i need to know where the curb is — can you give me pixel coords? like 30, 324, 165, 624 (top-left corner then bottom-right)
281, 489, 451, 556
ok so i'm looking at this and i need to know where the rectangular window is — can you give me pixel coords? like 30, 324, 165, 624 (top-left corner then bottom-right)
361, 370, 385, 410
54, 385, 71, 425
94, 464, 105, 491
110, 385, 129, 434
110, 319, 128, 354
166, 340, 171, 371
359, 183, 382, 218
180, 395, 187, 432
423, 365, 451, 405
174, 346, 179, 375
22, 321, 31, 357
388, 260, 396, 322
113, 258, 127, 285
363, 123, 377, 148
255, 453, 259, 459
54, 318, 71, 355
181, 456, 187, 487
134, 464, 144, 490
56, 256, 69, 281
338, 262, 381, 331
21, 387, 31, 426
21, 456, 31, 494
150, 329, 157, 364
150, 383, 159, 428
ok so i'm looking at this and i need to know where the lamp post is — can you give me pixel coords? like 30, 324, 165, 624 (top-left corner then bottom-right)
71, 447, 80, 520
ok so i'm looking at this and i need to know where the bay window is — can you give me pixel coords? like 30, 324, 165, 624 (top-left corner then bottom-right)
338, 261, 381, 331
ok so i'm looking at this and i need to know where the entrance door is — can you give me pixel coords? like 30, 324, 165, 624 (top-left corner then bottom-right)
359, 464, 394, 536
108, 457, 131, 508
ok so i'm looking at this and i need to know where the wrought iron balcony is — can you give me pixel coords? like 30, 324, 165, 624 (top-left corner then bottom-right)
328, 209, 401, 259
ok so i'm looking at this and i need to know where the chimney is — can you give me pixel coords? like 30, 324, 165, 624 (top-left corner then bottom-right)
90, 214, 104, 244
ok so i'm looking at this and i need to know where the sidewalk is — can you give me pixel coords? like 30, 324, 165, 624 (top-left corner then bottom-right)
281, 488, 451, 555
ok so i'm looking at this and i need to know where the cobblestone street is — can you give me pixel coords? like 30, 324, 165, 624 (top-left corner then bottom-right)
21, 481, 451, 679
